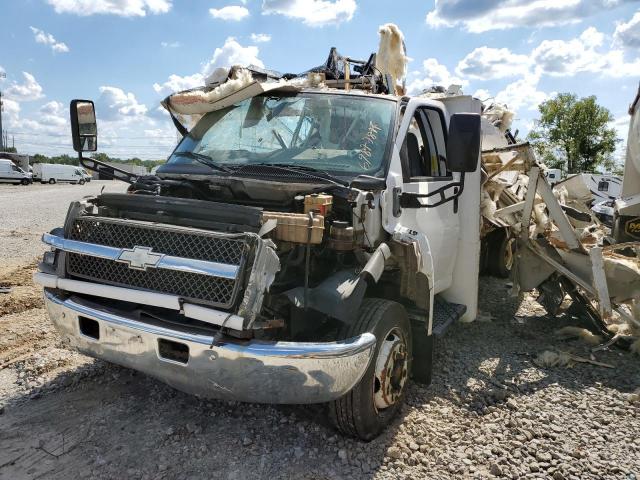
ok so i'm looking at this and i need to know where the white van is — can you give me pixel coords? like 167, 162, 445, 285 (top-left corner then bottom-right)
32, 163, 86, 185
0, 159, 32, 185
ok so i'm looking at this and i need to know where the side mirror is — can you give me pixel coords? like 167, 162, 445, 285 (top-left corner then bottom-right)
70, 100, 97, 152
446, 113, 480, 173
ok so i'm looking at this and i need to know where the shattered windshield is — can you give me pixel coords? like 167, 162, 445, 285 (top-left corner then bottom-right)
167, 93, 396, 177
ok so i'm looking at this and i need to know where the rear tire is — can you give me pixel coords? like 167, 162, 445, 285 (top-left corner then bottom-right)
330, 298, 412, 441
488, 230, 515, 278
48, 178, 56, 184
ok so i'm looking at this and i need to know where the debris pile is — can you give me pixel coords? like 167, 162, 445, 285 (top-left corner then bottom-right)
162, 23, 409, 121
476, 97, 640, 354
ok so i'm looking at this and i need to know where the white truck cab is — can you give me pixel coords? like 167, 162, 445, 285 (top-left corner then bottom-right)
35, 76, 481, 440
0, 159, 32, 185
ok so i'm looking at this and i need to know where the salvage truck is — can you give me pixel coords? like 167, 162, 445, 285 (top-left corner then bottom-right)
34, 53, 482, 440
34, 50, 640, 440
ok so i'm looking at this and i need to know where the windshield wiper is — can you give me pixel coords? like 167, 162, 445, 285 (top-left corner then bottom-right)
251, 163, 349, 187
173, 151, 233, 173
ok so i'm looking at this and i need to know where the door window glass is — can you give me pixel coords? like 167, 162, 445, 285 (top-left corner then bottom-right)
401, 107, 449, 180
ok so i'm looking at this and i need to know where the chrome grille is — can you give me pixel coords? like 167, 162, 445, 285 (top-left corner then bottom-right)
67, 254, 238, 307
69, 217, 245, 264
66, 217, 250, 309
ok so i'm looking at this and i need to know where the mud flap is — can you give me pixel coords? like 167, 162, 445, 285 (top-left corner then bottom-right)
408, 296, 465, 385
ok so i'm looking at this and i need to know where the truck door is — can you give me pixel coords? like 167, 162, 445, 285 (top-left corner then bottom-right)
395, 105, 460, 293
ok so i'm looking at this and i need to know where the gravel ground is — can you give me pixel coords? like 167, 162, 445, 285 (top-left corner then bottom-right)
0, 181, 126, 263
0, 185, 639, 480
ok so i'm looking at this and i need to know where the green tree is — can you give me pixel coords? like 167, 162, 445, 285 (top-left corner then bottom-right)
528, 93, 619, 174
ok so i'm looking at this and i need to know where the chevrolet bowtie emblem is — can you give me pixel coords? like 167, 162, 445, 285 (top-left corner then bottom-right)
117, 246, 163, 270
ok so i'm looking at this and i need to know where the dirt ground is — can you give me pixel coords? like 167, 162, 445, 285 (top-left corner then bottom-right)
0, 259, 638, 480
0, 182, 639, 479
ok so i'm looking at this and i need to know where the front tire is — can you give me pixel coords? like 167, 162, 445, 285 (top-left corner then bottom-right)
79, 179, 85, 185
48, 178, 56, 184
21, 179, 29, 185
330, 298, 412, 441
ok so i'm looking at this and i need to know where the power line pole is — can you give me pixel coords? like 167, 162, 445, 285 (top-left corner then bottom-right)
0, 70, 6, 151
0, 90, 4, 151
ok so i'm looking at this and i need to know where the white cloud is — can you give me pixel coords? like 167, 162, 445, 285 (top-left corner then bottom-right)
2, 98, 20, 122
153, 73, 205, 96
2, 98, 70, 142
262, 0, 356, 26
250, 33, 271, 43
39, 101, 68, 127
426, 0, 637, 33
5, 72, 44, 101
472, 89, 492, 102
202, 37, 264, 77
449, 27, 640, 85
614, 10, 640, 49
494, 76, 548, 112
39, 100, 64, 116
97, 86, 148, 121
46, 0, 171, 16
209, 5, 250, 21
30, 26, 69, 53
406, 58, 468, 95
456, 47, 531, 80
153, 37, 263, 96
160, 41, 181, 48
532, 27, 640, 77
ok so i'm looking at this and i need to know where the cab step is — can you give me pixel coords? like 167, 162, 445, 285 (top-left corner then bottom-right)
432, 296, 466, 337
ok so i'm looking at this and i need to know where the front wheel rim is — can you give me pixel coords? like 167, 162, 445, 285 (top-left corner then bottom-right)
373, 328, 408, 411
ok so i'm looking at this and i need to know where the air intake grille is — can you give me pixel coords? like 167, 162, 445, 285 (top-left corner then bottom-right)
69, 217, 246, 264
66, 217, 251, 309
67, 254, 238, 308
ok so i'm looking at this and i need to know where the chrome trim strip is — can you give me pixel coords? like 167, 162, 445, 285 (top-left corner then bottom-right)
42, 232, 239, 279
34, 272, 245, 330
43, 290, 376, 404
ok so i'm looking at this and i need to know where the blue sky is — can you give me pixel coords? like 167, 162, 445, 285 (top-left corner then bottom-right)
1, 0, 639, 161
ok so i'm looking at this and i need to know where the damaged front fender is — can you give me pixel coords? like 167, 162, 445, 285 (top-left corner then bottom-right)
237, 238, 280, 328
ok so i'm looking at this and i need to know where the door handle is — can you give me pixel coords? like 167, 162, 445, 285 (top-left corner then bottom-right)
392, 187, 402, 217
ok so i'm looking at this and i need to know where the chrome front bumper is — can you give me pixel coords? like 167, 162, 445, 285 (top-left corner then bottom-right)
44, 290, 376, 404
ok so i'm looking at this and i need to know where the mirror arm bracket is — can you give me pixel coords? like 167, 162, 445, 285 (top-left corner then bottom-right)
400, 173, 466, 211
78, 151, 139, 186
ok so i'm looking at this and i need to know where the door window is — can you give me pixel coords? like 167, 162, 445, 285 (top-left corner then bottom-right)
401, 108, 449, 180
